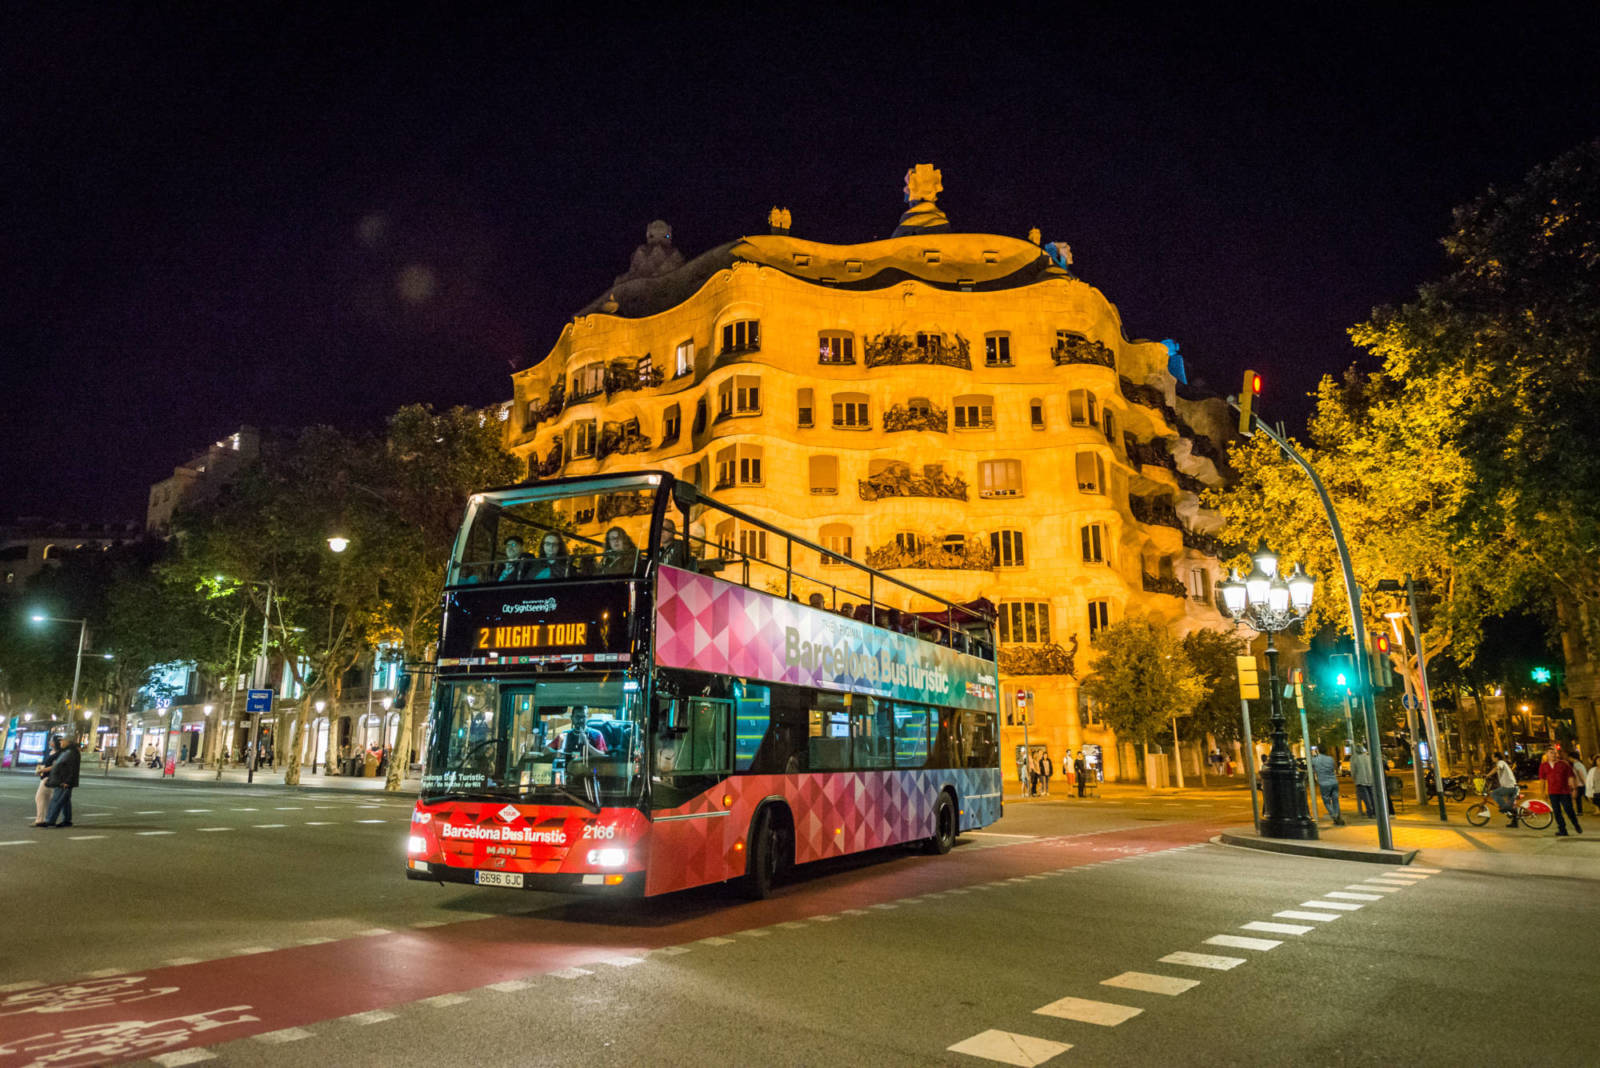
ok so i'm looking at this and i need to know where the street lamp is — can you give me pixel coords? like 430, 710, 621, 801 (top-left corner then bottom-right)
29, 613, 89, 739
327, 535, 350, 553
1218, 547, 1320, 840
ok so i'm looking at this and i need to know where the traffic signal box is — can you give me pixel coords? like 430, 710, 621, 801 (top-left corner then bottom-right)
1236, 655, 1261, 700
1290, 667, 1306, 711
1370, 634, 1395, 689
1238, 370, 1261, 435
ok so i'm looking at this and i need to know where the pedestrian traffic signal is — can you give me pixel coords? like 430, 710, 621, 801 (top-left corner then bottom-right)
1238, 370, 1261, 436
1531, 666, 1552, 684
1236, 655, 1260, 700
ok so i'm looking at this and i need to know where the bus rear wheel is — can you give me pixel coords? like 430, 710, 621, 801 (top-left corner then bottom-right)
741, 808, 788, 900
924, 792, 957, 855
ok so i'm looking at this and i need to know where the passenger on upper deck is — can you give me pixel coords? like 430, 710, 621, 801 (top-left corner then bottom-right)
595, 526, 639, 575
496, 537, 534, 582
530, 533, 572, 579
657, 518, 690, 569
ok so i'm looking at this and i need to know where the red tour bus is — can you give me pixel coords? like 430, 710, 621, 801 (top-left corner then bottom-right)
406, 472, 1002, 898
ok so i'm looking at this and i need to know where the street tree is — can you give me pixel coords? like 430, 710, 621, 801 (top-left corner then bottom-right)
1177, 627, 1246, 778
1080, 616, 1204, 785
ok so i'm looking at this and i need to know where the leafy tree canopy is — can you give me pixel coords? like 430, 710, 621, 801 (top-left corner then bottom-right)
1080, 616, 1203, 743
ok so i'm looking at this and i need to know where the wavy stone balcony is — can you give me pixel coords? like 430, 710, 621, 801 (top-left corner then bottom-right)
1051, 334, 1116, 369
883, 403, 950, 433
864, 331, 972, 370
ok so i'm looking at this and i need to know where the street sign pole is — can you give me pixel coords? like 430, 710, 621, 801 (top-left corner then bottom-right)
1240, 698, 1261, 834
244, 689, 273, 786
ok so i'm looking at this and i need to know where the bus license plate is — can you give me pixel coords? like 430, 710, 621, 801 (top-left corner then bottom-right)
475, 871, 524, 888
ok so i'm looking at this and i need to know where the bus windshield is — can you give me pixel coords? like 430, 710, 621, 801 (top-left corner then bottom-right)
421, 679, 643, 806
449, 476, 664, 585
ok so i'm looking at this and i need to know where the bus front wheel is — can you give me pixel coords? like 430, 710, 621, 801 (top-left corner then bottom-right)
741, 808, 787, 900
924, 792, 957, 855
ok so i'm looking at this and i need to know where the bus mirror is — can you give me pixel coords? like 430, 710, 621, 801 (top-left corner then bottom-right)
672, 481, 699, 509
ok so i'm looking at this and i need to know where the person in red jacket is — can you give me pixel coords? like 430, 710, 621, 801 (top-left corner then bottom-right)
1539, 747, 1583, 837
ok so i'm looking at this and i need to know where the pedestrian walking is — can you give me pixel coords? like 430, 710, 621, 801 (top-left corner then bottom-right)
1015, 748, 1029, 796
1539, 747, 1583, 836
42, 736, 82, 828
1586, 758, 1600, 812
33, 737, 62, 827
1351, 744, 1376, 817
1569, 750, 1589, 815
1074, 753, 1088, 798
1310, 745, 1345, 825
1062, 748, 1074, 795
1039, 752, 1053, 796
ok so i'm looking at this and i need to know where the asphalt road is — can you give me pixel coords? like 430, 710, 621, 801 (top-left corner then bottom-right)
1, 775, 1590, 1067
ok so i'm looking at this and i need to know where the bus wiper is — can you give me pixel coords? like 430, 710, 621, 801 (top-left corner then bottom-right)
554, 780, 601, 815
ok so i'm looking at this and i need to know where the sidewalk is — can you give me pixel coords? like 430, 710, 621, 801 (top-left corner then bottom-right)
1005, 777, 1256, 803
4, 762, 418, 795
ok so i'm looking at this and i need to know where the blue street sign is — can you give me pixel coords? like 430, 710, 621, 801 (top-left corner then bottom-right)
1402, 693, 1416, 711
245, 689, 274, 714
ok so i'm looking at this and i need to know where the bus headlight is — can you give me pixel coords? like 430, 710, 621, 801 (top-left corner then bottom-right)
587, 847, 627, 868
407, 835, 428, 855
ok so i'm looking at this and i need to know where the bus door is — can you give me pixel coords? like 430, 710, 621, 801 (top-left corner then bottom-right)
647, 696, 736, 895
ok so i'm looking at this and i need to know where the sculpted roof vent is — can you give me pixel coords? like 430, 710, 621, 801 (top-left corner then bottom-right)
614, 219, 685, 284
893, 164, 952, 237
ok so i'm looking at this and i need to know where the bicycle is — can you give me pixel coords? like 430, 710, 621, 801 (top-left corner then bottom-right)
1464, 785, 1553, 830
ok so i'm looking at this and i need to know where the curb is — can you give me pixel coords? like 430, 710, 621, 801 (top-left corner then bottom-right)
1212, 829, 1419, 865
3, 766, 417, 798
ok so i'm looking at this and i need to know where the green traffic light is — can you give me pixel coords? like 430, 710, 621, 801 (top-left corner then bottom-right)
1531, 666, 1552, 684
1335, 672, 1348, 688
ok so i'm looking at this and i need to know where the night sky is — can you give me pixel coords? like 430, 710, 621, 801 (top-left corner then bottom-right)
4, 6, 1597, 522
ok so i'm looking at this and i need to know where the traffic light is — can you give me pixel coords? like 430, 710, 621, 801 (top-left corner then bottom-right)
1328, 652, 1355, 695
1290, 668, 1306, 711
1238, 370, 1261, 435
1531, 666, 1552, 684
1370, 634, 1395, 689
1236, 655, 1260, 700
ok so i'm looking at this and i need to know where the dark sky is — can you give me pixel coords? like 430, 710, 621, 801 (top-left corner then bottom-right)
3, 5, 1597, 521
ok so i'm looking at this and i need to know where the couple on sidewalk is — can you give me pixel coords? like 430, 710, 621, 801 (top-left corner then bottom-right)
32, 736, 81, 828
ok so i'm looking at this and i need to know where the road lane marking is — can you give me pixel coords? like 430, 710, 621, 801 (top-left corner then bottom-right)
841, 908, 871, 915
488, 980, 533, 992
871, 903, 898, 910
1, 840, 38, 847
1160, 952, 1246, 971
1101, 972, 1199, 995
1408, 866, 1441, 873
83, 968, 123, 978
1033, 995, 1143, 1026
948, 1029, 1072, 1066
968, 831, 1040, 838
357, 928, 391, 937
1242, 921, 1313, 935
779, 921, 808, 930
420, 993, 469, 1007
652, 946, 692, 956
739, 928, 771, 937
1348, 883, 1400, 892
274, 807, 302, 811
152, 1051, 216, 1066
137, 830, 176, 836
355, 819, 387, 823
68, 834, 107, 840
305, 821, 333, 826
1366, 876, 1415, 885
1325, 891, 1383, 901
601, 957, 645, 967
809, 914, 838, 921
233, 808, 258, 812
232, 946, 274, 955
163, 957, 203, 966
346, 1009, 398, 1024
698, 937, 735, 946
255, 1028, 315, 1043
410, 920, 449, 928
551, 967, 594, 979
1383, 872, 1430, 880
198, 827, 232, 832
299, 937, 335, 945
135, 810, 164, 814
254, 824, 287, 828
1275, 910, 1342, 922
1301, 900, 1363, 911
0, 980, 44, 992
184, 809, 213, 813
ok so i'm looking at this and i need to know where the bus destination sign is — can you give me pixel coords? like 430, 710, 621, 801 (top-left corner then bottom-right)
438, 583, 634, 670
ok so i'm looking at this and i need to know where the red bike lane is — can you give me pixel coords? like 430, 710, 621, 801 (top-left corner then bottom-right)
0, 819, 1223, 1067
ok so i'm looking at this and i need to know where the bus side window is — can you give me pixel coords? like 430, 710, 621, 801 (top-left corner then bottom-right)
680, 699, 731, 775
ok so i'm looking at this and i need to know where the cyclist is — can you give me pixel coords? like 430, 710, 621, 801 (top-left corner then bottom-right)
1489, 753, 1519, 826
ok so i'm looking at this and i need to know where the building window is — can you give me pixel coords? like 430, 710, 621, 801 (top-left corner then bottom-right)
734, 527, 768, 560
984, 333, 1013, 367
999, 601, 1051, 644
953, 394, 995, 430
1075, 451, 1106, 493
1088, 599, 1110, 637
978, 459, 1023, 498
1081, 523, 1105, 564
716, 381, 733, 419
990, 529, 1025, 568
1069, 389, 1099, 427
915, 332, 946, 358
735, 374, 761, 414
809, 455, 838, 495
716, 445, 764, 488
1101, 408, 1116, 446
674, 339, 695, 378
572, 420, 598, 459
1029, 398, 1045, 429
797, 388, 814, 428
571, 363, 606, 401
1190, 568, 1212, 602
832, 392, 870, 429
820, 523, 853, 567
941, 533, 966, 555
693, 397, 707, 434
819, 332, 855, 364
907, 396, 932, 419
894, 531, 924, 554
662, 404, 681, 444
722, 319, 760, 354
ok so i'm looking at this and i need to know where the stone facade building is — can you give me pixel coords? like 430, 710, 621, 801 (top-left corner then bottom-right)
504, 167, 1236, 784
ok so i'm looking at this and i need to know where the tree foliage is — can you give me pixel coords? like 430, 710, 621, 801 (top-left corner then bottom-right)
1080, 616, 1203, 744
1178, 627, 1246, 745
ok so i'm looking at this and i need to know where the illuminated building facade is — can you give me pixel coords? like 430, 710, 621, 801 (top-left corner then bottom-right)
505, 167, 1236, 783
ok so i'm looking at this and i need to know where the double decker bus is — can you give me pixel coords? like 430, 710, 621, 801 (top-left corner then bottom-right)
406, 472, 1001, 899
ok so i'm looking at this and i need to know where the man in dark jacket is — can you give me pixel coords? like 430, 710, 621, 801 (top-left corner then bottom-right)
43, 736, 81, 828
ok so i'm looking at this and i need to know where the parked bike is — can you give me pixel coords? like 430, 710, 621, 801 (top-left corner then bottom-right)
1464, 785, 1552, 830
1424, 770, 1468, 803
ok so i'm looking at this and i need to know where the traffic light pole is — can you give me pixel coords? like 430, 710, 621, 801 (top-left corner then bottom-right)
1407, 574, 1449, 821
1233, 396, 1394, 850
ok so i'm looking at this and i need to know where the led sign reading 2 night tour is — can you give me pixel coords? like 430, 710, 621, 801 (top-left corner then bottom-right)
474, 623, 589, 652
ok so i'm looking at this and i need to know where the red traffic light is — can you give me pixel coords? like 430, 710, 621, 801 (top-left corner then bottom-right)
1249, 372, 1262, 394
1374, 634, 1390, 654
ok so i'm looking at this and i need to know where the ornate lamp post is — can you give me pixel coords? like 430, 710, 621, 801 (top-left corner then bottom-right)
1219, 545, 1319, 840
